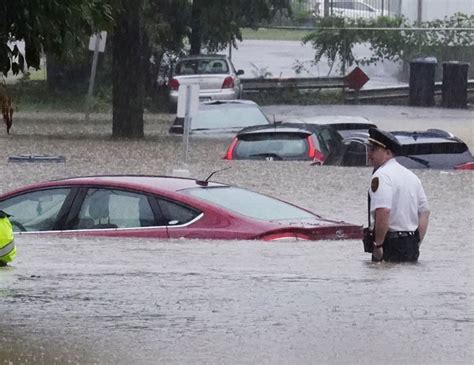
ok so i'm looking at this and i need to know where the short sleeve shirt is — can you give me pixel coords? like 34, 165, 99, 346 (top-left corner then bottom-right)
369, 158, 429, 232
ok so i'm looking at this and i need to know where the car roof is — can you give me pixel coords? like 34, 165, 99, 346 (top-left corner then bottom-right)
1, 175, 226, 197
286, 116, 376, 137
237, 122, 323, 136
390, 130, 463, 145
287, 115, 371, 125
345, 129, 466, 145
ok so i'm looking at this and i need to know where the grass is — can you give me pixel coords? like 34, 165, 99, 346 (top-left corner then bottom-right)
241, 27, 312, 42
7, 78, 343, 113
27, 67, 47, 81
7, 80, 173, 113
7, 80, 112, 113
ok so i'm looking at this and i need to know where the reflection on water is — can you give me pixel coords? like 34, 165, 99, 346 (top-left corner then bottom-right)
1, 106, 473, 364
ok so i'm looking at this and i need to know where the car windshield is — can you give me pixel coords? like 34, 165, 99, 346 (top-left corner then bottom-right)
175, 59, 229, 75
191, 105, 269, 130
181, 186, 315, 221
235, 133, 309, 159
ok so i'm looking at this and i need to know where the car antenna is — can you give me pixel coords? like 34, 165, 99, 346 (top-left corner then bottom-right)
196, 166, 232, 186
272, 115, 281, 126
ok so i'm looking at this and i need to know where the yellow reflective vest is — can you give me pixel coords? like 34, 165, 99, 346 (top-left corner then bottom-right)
0, 213, 15, 265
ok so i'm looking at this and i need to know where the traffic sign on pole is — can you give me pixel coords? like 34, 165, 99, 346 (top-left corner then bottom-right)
85, 31, 107, 122
345, 67, 369, 90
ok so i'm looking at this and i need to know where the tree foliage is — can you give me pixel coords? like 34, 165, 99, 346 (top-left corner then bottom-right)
303, 13, 474, 74
1, 0, 113, 77
189, 0, 292, 54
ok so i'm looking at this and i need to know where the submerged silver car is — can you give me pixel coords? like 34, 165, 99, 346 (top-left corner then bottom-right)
168, 55, 244, 111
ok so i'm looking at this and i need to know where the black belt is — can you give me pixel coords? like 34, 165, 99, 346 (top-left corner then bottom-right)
386, 231, 416, 239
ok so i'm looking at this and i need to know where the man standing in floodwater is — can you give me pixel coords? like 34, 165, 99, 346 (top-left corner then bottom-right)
366, 128, 430, 262
0, 210, 16, 267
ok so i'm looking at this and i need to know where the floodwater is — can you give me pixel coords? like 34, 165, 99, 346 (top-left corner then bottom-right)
1, 105, 473, 364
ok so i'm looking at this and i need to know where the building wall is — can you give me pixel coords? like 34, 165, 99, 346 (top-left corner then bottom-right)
401, 0, 474, 22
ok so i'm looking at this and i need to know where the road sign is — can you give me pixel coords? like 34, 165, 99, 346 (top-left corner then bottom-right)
345, 67, 369, 90
177, 83, 199, 118
177, 84, 200, 164
85, 31, 107, 122
88, 31, 107, 53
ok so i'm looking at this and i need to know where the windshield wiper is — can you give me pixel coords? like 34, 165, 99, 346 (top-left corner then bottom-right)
249, 153, 283, 160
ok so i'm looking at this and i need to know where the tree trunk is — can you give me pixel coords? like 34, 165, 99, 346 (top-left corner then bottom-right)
112, 0, 146, 139
190, 0, 203, 55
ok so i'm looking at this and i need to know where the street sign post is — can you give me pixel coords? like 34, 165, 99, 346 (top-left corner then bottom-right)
85, 31, 107, 123
177, 83, 199, 164
344, 67, 370, 104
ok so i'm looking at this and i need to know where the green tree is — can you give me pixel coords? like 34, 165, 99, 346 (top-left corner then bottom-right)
189, 0, 292, 54
1, 0, 113, 76
303, 13, 473, 76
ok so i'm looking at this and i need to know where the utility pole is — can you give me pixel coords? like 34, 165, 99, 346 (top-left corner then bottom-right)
324, 0, 330, 17
417, 0, 423, 25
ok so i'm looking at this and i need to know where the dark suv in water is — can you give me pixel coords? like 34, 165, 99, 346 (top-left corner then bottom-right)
326, 129, 474, 170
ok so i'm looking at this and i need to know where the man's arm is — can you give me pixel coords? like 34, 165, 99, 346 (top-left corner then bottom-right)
418, 210, 430, 242
373, 207, 390, 260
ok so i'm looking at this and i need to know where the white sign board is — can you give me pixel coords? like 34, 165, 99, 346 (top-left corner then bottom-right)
177, 83, 200, 118
88, 31, 107, 52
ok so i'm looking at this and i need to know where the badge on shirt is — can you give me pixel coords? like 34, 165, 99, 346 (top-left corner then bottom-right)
371, 177, 379, 192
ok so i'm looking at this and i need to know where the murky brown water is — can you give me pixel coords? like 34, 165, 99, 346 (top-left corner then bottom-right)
1, 105, 473, 364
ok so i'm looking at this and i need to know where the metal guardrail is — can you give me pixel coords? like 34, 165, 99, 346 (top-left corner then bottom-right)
345, 80, 474, 101
241, 77, 344, 92
242, 77, 474, 102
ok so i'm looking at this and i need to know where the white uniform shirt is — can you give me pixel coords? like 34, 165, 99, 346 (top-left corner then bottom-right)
369, 158, 429, 232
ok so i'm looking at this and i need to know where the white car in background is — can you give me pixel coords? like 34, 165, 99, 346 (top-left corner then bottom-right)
329, 1, 382, 18
168, 55, 244, 112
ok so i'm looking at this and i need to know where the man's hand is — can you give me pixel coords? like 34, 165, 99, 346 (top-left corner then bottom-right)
372, 246, 383, 262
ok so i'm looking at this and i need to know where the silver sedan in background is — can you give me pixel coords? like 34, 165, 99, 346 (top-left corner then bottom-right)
168, 54, 244, 111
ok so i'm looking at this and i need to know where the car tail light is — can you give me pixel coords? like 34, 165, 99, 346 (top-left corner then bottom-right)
455, 161, 474, 170
261, 232, 311, 241
222, 76, 234, 89
307, 136, 325, 163
224, 137, 239, 160
169, 78, 180, 91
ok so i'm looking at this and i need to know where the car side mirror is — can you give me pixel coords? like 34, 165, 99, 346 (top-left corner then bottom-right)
236, 70, 244, 76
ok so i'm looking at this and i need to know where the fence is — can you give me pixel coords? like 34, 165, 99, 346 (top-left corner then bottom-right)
270, 0, 402, 27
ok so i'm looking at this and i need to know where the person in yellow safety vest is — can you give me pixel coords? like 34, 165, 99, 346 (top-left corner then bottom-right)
0, 210, 16, 267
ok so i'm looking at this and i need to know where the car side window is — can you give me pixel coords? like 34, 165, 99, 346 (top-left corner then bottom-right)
343, 141, 369, 166
318, 127, 343, 155
0, 188, 71, 232
335, 2, 353, 10
156, 198, 200, 225
75, 189, 160, 229
353, 2, 369, 11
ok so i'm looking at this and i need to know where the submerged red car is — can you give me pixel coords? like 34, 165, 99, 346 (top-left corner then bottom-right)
0, 175, 362, 241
